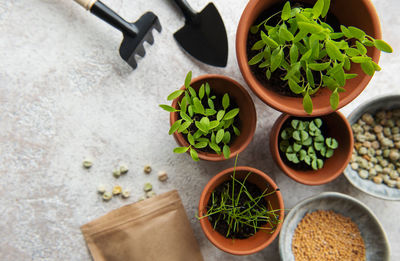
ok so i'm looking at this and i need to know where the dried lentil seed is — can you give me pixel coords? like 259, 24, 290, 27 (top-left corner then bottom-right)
358, 170, 369, 179
144, 165, 152, 174
120, 164, 129, 174
121, 189, 130, 198
112, 185, 122, 195
103, 192, 112, 201
97, 185, 106, 194
362, 113, 374, 125
146, 191, 157, 198
358, 147, 368, 155
386, 179, 397, 188
113, 169, 121, 178
351, 163, 359, 170
82, 159, 93, 169
143, 182, 153, 192
374, 125, 383, 133
371, 141, 380, 149
373, 176, 383, 184
158, 171, 168, 182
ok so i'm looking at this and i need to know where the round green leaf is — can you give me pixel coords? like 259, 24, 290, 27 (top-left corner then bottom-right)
330, 89, 339, 110
222, 94, 230, 110
281, 1, 291, 21
194, 141, 208, 149
184, 71, 192, 89
303, 93, 313, 114
216, 129, 224, 144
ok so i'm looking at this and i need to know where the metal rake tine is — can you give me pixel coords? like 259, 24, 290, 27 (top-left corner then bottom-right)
144, 32, 154, 45
136, 44, 146, 57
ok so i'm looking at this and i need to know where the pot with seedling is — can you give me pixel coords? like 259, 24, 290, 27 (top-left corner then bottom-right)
198, 163, 284, 255
270, 111, 353, 185
160, 72, 257, 161
237, 0, 392, 116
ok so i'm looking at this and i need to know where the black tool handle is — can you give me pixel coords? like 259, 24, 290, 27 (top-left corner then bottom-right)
74, 0, 138, 36
172, 0, 197, 23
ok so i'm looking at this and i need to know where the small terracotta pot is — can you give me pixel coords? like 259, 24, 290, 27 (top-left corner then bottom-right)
170, 74, 257, 161
236, 0, 382, 116
269, 111, 354, 185
198, 166, 284, 255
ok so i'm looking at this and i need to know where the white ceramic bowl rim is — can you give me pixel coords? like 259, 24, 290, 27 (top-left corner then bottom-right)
279, 191, 390, 261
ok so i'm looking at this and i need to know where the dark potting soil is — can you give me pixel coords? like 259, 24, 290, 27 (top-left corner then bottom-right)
278, 116, 330, 171
206, 179, 270, 239
180, 89, 241, 154
246, 1, 341, 97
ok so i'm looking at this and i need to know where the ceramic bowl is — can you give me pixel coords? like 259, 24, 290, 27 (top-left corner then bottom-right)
279, 192, 390, 261
269, 112, 353, 185
344, 95, 400, 200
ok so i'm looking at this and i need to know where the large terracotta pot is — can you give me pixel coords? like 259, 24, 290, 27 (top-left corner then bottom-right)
269, 111, 353, 185
236, 0, 382, 116
198, 166, 284, 255
170, 74, 257, 161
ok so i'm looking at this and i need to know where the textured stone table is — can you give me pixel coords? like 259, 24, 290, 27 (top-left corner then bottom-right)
1, 0, 399, 260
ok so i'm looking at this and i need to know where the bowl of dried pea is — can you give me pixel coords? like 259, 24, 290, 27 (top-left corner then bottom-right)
279, 192, 390, 261
344, 95, 400, 200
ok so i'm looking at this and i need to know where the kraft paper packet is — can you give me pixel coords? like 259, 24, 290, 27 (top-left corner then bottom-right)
81, 190, 204, 261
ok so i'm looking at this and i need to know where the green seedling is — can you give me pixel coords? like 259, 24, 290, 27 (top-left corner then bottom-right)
249, 0, 393, 114
197, 156, 281, 238
160, 71, 241, 161
279, 118, 338, 170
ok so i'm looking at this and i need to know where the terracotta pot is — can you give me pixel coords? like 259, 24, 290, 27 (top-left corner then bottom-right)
198, 166, 284, 255
170, 74, 257, 161
236, 0, 382, 116
269, 111, 353, 185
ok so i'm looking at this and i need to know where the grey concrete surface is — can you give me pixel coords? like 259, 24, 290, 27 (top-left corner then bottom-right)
0, 0, 399, 260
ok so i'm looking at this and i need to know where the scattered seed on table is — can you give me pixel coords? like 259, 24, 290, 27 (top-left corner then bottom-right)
121, 189, 130, 198
97, 185, 106, 194
144, 165, 152, 174
103, 192, 112, 201
112, 185, 122, 195
158, 171, 168, 182
82, 159, 93, 169
113, 169, 121, 178
139, 196, 146, 201
146, 191, 156, 198
143, 182, 153, 192
120, 164, 129, 174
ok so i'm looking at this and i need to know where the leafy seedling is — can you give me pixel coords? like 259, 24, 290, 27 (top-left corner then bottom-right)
279, 118, 338, 170
249, 0, 393, 114
160, 71, 241, 161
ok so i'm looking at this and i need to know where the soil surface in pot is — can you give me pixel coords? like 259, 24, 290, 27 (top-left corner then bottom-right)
180, 89, 241, 154
246, 1, 341, 97
206, 179, 273, 239
278, 116, 332, 171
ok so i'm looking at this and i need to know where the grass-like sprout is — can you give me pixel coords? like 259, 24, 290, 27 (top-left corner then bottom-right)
198, 157, 281, 238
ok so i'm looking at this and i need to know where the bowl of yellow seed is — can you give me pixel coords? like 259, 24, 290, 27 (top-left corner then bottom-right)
279, 192, 389, 261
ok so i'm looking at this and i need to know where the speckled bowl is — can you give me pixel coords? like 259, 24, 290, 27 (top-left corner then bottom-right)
279, 192, 390, 261
344, 95, 400, 200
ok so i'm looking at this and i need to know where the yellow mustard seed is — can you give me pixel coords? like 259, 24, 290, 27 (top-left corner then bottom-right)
143, 182, 153, 192
158, 171, 168, 182
113, 169, 121, 178
120, 164, 129, 174
82, 159, 93, 169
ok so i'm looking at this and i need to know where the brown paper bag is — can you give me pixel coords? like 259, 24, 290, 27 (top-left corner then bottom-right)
81, 190, 203, 261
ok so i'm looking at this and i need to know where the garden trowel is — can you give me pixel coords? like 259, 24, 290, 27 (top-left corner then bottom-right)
171, 0, 228, 67
73, 0, 161, 69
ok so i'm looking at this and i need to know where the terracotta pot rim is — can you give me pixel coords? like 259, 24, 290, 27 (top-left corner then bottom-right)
198, 166, 285, 255
169, 74, 257, 161
270, 111, 354, 185
236, 0, 382, 116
